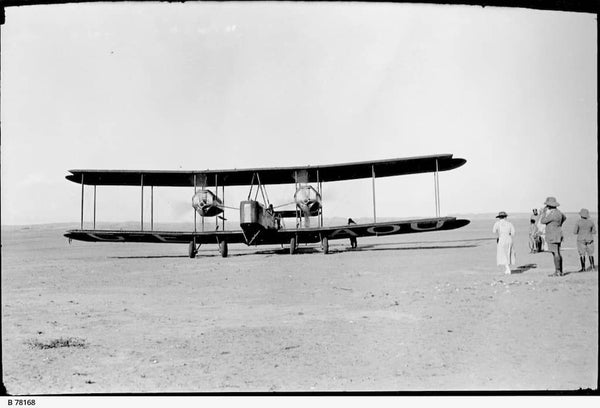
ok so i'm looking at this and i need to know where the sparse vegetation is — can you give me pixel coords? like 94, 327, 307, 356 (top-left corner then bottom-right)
27, 337, 87, 350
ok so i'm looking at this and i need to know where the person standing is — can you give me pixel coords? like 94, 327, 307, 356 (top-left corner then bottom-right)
347, 218, 357, 248
528, 218, 539, 253
573, 208, 596, 271
535, 207, 547, 252
530, 208, 543, 252
540, 197, 567, 277
530, 208, 539, 223
492, 211, 516, 274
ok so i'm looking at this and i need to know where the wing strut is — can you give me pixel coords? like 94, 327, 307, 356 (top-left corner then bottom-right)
80, 174, 85, 229
222, 184, 225, 231
93, 185, 97, 230
319, 180, 323, 227
140, 174, 144, 231
317, 169, 322, 227
371, 165, 377, 223
294, 170, 299, 228
215, 174, 219, 230
434, 159, 440, 217
254, 174, 260, 201
260, 173, 271, 205
247, 172, 256, 200
215, 173, 219, 231
193, 174, 197, 233
256, 173, 270, 206
151, 186, 154, 231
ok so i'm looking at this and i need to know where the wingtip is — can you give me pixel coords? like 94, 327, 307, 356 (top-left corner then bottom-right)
457, 218, 471, 227
453, 158, 467, 168
65, 173, 83, 184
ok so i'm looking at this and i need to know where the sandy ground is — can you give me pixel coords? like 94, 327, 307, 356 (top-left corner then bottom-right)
1, 215, 597, 394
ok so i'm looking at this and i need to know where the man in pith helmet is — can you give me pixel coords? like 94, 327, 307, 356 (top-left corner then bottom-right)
540, 197, 567, 277
573, 208, 596, 272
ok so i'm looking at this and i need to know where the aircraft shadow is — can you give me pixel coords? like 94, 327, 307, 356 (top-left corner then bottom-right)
107, 242, 481, 259
109, 255, 190, 259
240, 243, 480, 257
391, 237, 495, 245
108, 249, 318, 259
231, 247, 322, 257
335, 244, 479, 253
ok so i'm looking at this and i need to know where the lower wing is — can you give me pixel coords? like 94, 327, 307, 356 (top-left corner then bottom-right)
256, 216, 470, 245
64, 229, 247, 244
64, 217, 469, 245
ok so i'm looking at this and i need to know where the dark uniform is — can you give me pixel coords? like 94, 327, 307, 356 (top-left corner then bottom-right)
574, 208, 596, 271
347, 218, 357, 248
540, 197, 566, 276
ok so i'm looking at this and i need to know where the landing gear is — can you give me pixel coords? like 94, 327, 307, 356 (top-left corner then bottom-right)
322, 237, 329, 254
290, 237, 296, 255
350, 237, 357, 249
188, 241, 198, 258
219, 241, 228, 258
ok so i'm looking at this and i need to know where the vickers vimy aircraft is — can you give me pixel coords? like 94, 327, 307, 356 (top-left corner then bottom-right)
64, 154, 470, 257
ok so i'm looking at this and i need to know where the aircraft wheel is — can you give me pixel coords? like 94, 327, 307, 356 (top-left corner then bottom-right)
219, 241, 228, 258
290, 237, 296, 255
322, 237, 329, 254
188, 241, 197, 258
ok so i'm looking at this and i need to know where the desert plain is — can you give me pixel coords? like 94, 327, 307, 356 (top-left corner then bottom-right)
1, 214, 597, 394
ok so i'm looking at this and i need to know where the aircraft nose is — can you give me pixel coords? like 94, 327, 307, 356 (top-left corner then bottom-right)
192, 192, 206, 209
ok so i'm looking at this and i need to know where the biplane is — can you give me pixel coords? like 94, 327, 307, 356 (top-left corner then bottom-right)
64, 154, 470, 257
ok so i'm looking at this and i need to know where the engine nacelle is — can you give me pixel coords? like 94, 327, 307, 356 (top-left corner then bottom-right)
294, 185, 322, 215
192, 190, 223, 217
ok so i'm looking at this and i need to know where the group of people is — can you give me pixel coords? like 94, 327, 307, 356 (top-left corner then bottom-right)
492, 196, 596, 276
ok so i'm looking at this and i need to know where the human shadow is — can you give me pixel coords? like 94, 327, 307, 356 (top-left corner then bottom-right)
561, 268, 596, 276
510, 263, 537, 274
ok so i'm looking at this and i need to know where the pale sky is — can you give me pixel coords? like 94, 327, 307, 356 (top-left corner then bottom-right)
1, 2, 597, 225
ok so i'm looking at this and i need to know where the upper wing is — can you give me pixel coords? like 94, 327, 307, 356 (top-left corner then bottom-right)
66, 154, 466, 186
